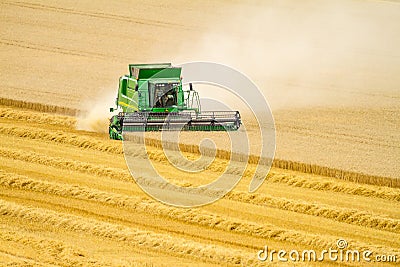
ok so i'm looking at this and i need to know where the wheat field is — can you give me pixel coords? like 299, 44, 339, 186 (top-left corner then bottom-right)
0, 100, 399, 266
1, 0, 400, 266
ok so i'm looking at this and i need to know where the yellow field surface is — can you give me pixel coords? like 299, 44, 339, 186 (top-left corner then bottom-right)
0, 102, 399, 266
1, 0, 399, 180
1, 0, 399, 265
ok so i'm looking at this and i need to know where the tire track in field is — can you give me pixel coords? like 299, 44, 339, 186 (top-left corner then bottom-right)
1, 147, 399, 233
0, 199, 260, 266
0, 38, 117, 60
0, 123, 399, 202
5, 1, 185, 29
1, 170, 399, 257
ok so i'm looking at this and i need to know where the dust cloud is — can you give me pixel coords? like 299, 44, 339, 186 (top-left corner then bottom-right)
76, 0, 400, 132
176, 0, 400, 111
76, 90, 117, 133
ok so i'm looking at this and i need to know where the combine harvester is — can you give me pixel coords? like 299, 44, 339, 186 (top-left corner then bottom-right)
109, 63, 241, 140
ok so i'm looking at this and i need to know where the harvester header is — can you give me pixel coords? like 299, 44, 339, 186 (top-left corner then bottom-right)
109, 63, 241, 140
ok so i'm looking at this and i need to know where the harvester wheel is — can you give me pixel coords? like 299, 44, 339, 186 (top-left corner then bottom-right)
109, 125, 123, 140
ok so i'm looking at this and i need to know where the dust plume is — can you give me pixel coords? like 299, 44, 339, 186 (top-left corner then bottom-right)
76, 90, 116, 133
176, 0, 400, 110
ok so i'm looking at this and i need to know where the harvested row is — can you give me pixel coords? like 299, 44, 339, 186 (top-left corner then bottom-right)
266, 171, 400, 202
227, 191, 400, 234
0, 97, 79, 116
0, 124, 123, 154
1, 146, 399, 233
271, 159, 399, 188
132, 135, 400, 188
0, 199, 259, 266
0, 146, 132, 182
0, 225, 106, 266
1, 170, 399, 258
1, 126, 399, 202
0, 146, 204, 188
1, 98, 397, 188
0, 106, 75, 127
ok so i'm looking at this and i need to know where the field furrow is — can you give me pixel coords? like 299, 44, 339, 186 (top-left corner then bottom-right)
1, 169, 396, 254
0, 199, 260, 266
1, 120, 398, 204
0, 145, 399, 234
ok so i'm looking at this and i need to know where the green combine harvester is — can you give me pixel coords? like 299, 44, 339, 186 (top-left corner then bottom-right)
109, 63, 241, 140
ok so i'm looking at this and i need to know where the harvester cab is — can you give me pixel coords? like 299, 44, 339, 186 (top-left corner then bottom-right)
109, 63, 241, 140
